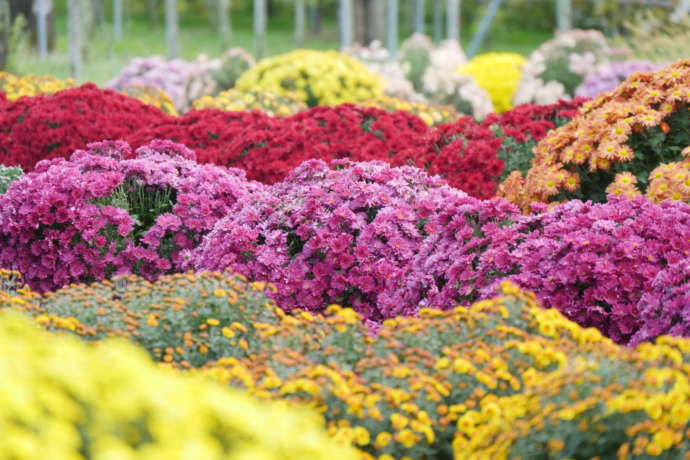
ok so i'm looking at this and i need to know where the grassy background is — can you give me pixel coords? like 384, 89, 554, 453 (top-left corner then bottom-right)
14, 9, 550, 85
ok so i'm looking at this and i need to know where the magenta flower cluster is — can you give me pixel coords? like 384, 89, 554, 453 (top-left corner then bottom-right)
0, 139, 255, 292
630, 257, 690, 346
381, 194, 520, 313
193, 159, 465, 320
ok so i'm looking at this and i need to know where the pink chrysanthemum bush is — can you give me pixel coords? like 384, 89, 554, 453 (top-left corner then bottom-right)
193, 159, 464, 321
381, 194, 521, 313
395, 195, 690, 345
500, 197, 690, 344
0, 140, 256, 292
630, 257, 690, 346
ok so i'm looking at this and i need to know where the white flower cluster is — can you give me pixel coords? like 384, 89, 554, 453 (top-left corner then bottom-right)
514, 29, 629, 105
342, 41, 421, 101
421, 40, 493, 120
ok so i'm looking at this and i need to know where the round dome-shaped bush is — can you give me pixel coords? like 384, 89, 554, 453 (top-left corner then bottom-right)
0, 311, 357, 460
0, 140, 256, 292
235, 49, 384, 106
193, 159, 465, 321
0, 84, 171, 171
630, 257, 690, 345
457, 52, 526, 113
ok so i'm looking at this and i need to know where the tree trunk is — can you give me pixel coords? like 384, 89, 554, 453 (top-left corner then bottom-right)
387, 0, 398, 56
307, 0, 321, 35
294, 0, 305, 47
114, 0, 122, 41
68, 0, 81, 80
165, 0, 178, 59
254, 0, 266, 58
367, 0, 385, 43
218, 0, 230, 49
146, 0, 157, 24
0, 0, 9, 69
93, 0, 103, 25
339, 0, 352, 48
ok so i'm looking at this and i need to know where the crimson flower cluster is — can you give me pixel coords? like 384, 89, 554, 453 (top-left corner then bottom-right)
192, 159, 465, 321
630, 257, 690, 346
0, 139, 255, 292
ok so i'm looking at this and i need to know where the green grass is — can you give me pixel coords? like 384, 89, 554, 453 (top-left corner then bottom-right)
12, 11, 549, 85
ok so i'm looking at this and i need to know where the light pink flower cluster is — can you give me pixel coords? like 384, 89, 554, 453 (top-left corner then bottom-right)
0, 139, 256, 291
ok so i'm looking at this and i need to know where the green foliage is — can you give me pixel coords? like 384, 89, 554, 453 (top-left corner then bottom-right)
0, 164, 22, 194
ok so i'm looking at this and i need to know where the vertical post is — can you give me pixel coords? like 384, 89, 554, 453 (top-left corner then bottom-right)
218, 0, 231, 48
339, 0, 352, 48
556, 0, 571, 32
387, 0, 398, 57
295, 0, 305, 47
414, 0, 424, 34
114, 0, 122, 41
467, 0, 502, 58
165, 0, 178, 59
253, 0, 266, 59
35, 0, 48, 58
68, 0, 81, 80
446, 0, 459, 42
0, 0, 9, 69
432, 0, 442, 42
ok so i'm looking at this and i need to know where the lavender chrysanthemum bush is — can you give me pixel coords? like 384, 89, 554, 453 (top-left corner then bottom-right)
0, 140, 256, 292
501, 197, 690, 344
382, 195, 521, 313
630, 258, 690, 346
395, 195, 690, 344
193, 159, 465, 321
574, 60, 663, 98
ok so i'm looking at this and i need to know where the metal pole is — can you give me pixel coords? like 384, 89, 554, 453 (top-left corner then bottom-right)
165, 0, 178, 58
68, 0, 81, 80
114, 0, 122, 41
432, 0, 442, 42
387, 0, 398, 57
218, 0, 231, 48
446, 0, 459, 42
467, 0, 502, 58
36, 0, 48, 58
556, 0, 571, 31
253, 0, 266, 58
295, 0, 305, 47
339, 0, 352, 48
414, 0, 424, 34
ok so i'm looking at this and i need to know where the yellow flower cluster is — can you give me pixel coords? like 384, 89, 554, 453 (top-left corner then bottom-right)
235, 49, 384, 107
0, 311, 358, 460
457, 52, 526, 113
119, 85, 178, 115
0, 71, 75, 100
500, 59, 690, 211
360, 96, 459, 126
193, 89, 308, 116
5, 270, 690, 458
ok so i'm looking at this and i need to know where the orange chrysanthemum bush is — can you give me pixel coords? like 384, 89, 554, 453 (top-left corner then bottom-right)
500, 60, 690, 211
3, 271, 690, 458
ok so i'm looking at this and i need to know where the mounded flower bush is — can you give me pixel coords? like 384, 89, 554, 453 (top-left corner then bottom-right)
0, 71, 75, 100
193, 88, 308, 116
575, 60, 663, 99
0, 311, 357, 460
630, 257, 690, 345
457, 52, 526, 113
0, 140, 256, 292
502, 59, 690, 210
193, 159, 465, 321
0, 84, 171, 171
235, 49, 384, 106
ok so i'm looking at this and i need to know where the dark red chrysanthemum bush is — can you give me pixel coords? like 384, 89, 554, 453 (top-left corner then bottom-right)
0, 139, 256, 292
0, 84, 171, 170
192, 159, 465, 321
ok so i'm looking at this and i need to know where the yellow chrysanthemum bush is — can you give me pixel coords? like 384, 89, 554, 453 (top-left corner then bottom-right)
119, 84, 178, 115
0, 71, 75, 100
457, 52, 526, 113
360, 96, 459, 126
6, 270, 690, 458
235, 49, 383, 106
0, 310, 358, 460
193, 89, 308, 116
500, 59, 690, 211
